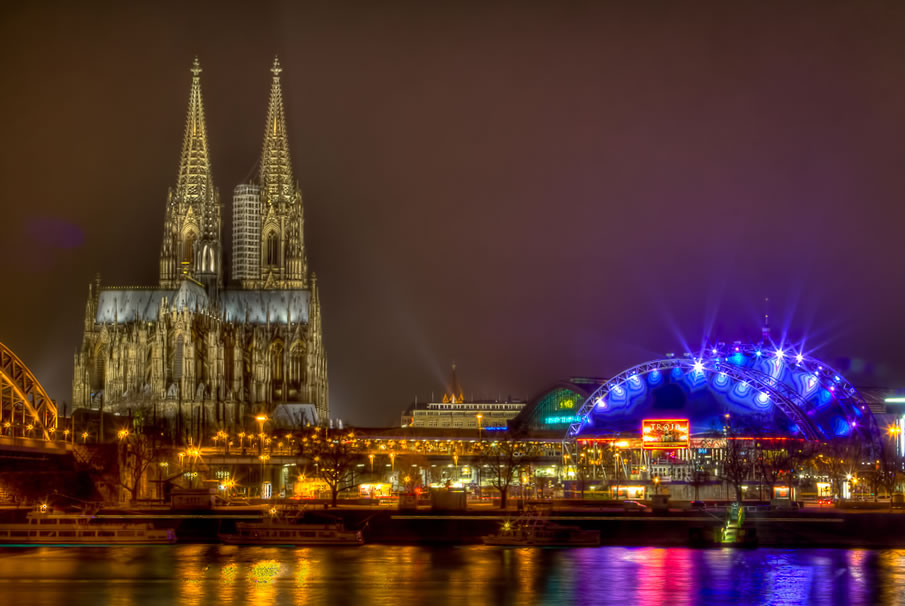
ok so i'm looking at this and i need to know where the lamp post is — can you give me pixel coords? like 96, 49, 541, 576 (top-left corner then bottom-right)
256, 415, 268, 456
259, 453, 271, 499
476, 414, 483, 440
117, 429, 129, 502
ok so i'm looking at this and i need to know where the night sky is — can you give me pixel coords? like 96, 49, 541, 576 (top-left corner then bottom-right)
2, 2, 905, 426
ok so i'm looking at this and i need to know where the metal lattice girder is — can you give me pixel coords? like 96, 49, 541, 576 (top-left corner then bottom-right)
0, 342, 57, 440
568, 357, 822, 440
732, 343, 880, 442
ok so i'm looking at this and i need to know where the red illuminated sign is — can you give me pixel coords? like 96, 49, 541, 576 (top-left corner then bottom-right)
641, 419, 690, 449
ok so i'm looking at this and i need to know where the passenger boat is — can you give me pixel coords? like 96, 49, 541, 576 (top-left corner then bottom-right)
0, 507, 177, 544
482, 512, 599, 547
218, 510, 364, 546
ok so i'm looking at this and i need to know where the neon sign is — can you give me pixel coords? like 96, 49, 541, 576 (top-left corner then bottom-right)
641, 419, 689, 449
544, 415, 579, 425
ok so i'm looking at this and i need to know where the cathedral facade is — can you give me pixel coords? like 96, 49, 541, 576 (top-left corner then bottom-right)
73, 58, 328, 434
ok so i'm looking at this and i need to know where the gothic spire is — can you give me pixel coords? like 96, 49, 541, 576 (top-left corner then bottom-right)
175, 57, 213, 204
259, 56, 295, 205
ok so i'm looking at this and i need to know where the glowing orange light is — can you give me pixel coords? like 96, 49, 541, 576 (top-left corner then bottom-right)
641, 419, 690, 450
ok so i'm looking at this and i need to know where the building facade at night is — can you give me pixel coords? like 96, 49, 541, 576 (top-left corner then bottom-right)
400, 364, 526, 429
72, 58, 328, 434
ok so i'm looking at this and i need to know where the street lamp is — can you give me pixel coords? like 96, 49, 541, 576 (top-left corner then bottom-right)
476, 414, 483, 440
368, 453, 375, 472
256, 415, 268, 456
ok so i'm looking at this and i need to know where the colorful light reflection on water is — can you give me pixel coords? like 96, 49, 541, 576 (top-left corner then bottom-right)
0, 545, 902, 605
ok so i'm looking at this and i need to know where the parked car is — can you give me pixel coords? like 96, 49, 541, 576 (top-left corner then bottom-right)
690, 500, 706, 510
816, 497, 837, 506
623, 500, 649, 512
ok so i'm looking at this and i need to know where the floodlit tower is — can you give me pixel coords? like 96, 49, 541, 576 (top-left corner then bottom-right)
252, 56, 307, 288
159, 57, 222, 289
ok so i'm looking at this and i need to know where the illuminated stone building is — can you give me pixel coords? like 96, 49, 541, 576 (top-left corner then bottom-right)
73, 58, 328, 436
401, 364, 525, 429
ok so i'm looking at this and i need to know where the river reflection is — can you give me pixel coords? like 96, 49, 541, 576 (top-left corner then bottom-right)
0, 545, 903, 605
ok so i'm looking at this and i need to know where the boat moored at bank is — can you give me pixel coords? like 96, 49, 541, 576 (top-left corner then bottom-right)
219, 509, 364, 546
0, 507, 176, 544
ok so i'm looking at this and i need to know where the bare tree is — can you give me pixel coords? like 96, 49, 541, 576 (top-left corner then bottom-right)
115, 430, 168, 503
687, 449, 711, 502
304, 427, 363, 507
812, 438, 861, 499
874, 438, 902, 499
480, 434, 541, 509
785, 440, 814, 504
721, 435, 753, 503
755, 439, 791, 501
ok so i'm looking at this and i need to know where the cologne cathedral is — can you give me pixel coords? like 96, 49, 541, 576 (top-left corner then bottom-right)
73, 58, 328, 435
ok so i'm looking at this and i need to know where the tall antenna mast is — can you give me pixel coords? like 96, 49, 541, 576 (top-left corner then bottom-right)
761, 296, 770, 344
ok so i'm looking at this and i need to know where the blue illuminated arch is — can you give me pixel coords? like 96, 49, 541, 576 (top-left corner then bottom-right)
569, 343, 880, 443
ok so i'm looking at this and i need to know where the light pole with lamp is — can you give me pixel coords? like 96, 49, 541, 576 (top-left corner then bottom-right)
255, 415, 269, 498
476, 414, 483, 440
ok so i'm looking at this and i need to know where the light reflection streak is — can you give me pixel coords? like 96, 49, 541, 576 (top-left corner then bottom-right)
0, 545, 904, 604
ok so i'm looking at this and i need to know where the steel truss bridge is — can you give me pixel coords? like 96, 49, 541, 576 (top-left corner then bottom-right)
0, 341, 58, 441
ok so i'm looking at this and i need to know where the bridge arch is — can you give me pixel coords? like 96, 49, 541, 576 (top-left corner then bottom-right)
568, 342, 880, 444
0, 342, 58, 440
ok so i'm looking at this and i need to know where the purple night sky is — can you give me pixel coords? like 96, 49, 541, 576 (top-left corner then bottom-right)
1, 2, 905, 425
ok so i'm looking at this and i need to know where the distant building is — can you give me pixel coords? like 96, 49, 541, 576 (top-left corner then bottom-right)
72, 58, 328, 438
401, 364, 526, 429
508, 377, 606, 433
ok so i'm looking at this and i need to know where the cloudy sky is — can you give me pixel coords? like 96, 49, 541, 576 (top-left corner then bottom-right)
2, 1, 905, 425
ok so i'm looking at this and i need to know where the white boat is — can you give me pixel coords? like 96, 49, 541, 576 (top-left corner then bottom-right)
0, 508, 176, 544
482, 512, 599, 547
219, 511, 364, 546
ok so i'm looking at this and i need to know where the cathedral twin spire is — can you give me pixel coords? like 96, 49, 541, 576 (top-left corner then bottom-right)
176, 58, 214, 207
160, 56, 307, 290
260, 58, 297, 206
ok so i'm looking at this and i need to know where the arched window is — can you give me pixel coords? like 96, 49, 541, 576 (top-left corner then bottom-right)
271, 341, 284, 383
289, 343, 305, 386
90, 346, 107, 392
224, 343, 234, 386
266, 231, 280, 266
171, 335, 184, 381
183, 233, 197, 266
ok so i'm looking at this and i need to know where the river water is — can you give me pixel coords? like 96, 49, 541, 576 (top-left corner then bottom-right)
0, 545, 903, 605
